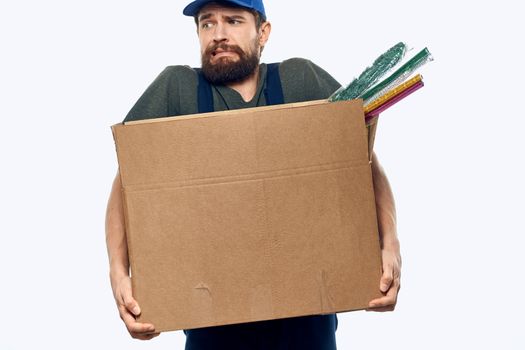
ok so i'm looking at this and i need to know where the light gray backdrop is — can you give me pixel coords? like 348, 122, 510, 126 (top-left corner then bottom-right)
1, 0, 523, 349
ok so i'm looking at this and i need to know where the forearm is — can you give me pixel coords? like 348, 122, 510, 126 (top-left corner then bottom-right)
105, 171, 130, 287
370, 152, 399, 250
368, 152, 402, 309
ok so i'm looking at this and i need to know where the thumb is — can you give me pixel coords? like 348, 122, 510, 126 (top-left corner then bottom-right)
380, 268, 393, 293
121, 282, 141, 316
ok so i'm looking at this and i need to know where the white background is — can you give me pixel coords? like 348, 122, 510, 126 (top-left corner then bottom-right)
1, 0, 523, 349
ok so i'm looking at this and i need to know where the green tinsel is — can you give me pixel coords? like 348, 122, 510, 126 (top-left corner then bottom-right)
329, 42, 407, 102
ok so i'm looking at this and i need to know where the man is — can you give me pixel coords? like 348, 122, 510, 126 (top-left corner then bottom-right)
105, 0, 401, 348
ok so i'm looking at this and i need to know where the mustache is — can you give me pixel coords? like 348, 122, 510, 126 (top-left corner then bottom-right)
204, 43, 245, 57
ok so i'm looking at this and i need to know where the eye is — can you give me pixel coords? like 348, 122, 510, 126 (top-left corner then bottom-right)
229, 19, 241, 25
201, 22, 214, 29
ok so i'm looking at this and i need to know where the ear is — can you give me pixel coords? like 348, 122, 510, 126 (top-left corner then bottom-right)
258, 21, 271, 47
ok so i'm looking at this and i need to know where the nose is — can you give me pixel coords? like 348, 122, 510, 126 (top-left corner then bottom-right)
212, 22, 228, 43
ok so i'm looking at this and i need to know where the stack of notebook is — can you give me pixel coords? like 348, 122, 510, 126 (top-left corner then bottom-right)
329, 43, 433, 125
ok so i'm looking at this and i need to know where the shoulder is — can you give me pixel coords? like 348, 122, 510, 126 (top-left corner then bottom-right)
163, 65, 197, 75
279, 57, 319, 75
280, 57, 317, 67
155, 65, 198, 83
278, 57, 329, 74
278, 57, 339, 86
277, 58, 341, 102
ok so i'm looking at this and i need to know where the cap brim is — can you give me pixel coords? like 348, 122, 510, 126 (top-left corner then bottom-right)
183, 0, 266, 20
183, 0, 209, 17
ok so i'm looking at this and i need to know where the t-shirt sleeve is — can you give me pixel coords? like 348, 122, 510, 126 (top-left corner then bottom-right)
279, 58, 342, 103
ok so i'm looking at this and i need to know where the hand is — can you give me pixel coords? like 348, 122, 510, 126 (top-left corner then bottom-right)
367, 244, 401, 312
112, 274, 160, 340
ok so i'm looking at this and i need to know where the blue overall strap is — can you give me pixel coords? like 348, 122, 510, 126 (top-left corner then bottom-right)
196, 68, 214, 114
264, 63, 284, 105
196, 63, 284, 113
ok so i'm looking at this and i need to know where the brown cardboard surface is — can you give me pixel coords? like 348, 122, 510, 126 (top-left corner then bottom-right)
112, 99, 383, 332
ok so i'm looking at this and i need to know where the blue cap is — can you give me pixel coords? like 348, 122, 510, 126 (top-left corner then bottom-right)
183, 0, 266, 21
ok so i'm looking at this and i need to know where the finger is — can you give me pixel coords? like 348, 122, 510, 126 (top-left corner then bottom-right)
368, 295, 395, 309
120, 286, 141, 316
366, 304, 395, 312
369, 279, 399, 308
380, 265, 394, 293
131, 332, 160, 341
119, 305, 155, 334
131, 331, 161, 340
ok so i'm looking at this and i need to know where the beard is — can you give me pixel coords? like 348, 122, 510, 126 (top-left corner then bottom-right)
201, 39, 260, 85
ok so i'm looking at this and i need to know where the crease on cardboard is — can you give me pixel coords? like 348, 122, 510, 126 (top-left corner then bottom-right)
111, 126, 139, 313
261, 178, 276, 319
247, 179, 275, 321
123, 161, 370, 193
190, 284, 214, 327
366, 119, 378, 161
194, 282, 212, 296
249, 284, 273, 320
318, 269, 336, 313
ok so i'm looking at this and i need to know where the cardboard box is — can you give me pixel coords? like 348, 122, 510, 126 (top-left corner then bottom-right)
111, 99, 383, 332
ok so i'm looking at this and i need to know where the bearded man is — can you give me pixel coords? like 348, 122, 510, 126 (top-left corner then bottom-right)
105, 1, 402, 349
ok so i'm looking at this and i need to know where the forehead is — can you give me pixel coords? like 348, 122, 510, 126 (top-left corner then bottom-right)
197, 3, 253, 19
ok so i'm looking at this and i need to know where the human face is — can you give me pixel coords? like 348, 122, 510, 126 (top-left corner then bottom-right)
197, 4, 267, 84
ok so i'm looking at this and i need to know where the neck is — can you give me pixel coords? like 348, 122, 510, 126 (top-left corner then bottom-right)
225, 66, 260, 102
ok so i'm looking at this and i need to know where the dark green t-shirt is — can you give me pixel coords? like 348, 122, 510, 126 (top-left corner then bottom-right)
123, 58, 341, 122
